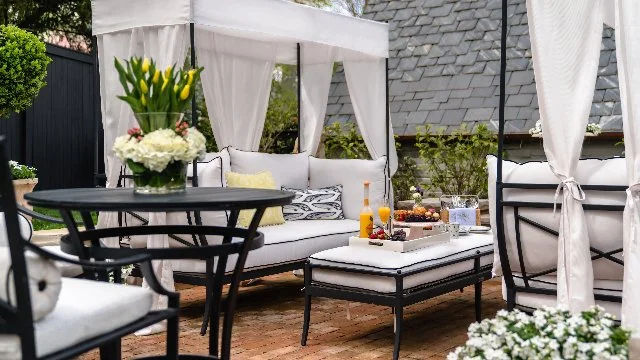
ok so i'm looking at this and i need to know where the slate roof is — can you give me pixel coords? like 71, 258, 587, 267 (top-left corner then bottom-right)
325, 0, 622, 135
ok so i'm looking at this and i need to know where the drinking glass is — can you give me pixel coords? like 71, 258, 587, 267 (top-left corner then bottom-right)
377, 200, 391, 233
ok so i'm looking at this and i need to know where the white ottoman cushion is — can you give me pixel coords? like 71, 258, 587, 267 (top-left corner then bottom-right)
309, 233, 494, 294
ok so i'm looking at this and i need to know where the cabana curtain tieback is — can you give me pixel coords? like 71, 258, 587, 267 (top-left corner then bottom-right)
553, 177, 586, 215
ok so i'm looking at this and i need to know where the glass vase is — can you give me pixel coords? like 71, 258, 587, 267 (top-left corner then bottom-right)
132, 161, 187, 195
134, 112, 184, 133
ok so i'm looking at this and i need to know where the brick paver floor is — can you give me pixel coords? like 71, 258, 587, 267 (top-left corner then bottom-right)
81, 274, 504, 359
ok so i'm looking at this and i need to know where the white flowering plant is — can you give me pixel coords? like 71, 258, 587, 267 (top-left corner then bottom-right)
529, 120, 602, 137
448, 306, 631, 360
113, 121, 206, 187
9, 160, 36, 180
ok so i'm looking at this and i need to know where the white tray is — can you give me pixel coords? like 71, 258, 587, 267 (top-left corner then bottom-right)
349, 230, 451, 253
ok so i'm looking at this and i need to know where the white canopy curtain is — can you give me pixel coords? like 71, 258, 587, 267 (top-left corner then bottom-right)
195, 31, 277, 151
616, 0, 640, 333
526, 0, 604, 312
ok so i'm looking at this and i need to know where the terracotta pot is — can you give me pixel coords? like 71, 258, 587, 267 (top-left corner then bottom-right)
13, 178, 38, 210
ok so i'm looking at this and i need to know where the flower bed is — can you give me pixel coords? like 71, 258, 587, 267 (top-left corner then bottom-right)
448, 306, 630, 360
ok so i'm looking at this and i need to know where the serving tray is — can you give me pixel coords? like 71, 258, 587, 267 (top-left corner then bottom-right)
349, 230, 450, 253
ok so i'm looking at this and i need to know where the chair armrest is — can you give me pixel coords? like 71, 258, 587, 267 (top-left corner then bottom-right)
17, 205, 79, 226
24, 241, 152, 269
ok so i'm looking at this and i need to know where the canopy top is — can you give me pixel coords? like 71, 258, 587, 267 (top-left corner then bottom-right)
91, 0, 389, 60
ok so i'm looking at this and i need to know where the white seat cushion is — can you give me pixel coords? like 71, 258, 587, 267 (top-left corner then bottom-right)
172, 219, 360, 273
309, 233, 494, 294
0, 278, 154, 358
501, 276, 622, 318
42, 245, 84, 278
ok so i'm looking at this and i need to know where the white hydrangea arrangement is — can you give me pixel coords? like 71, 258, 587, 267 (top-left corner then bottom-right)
529, 120, 602, 137
113, 122, 206, 173
448, 306, 630, 360
410, 185, 423, 206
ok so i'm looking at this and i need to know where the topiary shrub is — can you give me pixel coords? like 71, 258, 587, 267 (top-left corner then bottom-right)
0, 25, 51, 118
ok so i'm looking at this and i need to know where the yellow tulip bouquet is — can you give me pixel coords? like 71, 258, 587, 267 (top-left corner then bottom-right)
114, 56, 203, 133
112, 56, 206, 194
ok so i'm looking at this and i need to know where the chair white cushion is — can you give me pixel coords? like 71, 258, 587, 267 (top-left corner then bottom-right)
0, 212, 33, 246
0, 248, 61, 322
228, 147, 309, 190
487, 156, 626, 278
309, 157, 387, 222
0, 278, 154, 358
187, 152, 226, 187
501, 276, 622, 318
172, 219, 360, 274
42, 245, 84, 278
309, 233, 494, 293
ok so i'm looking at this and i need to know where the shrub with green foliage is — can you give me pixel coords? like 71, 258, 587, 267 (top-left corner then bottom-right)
323, 122, 370, 159
0, 25, 50, 118
415, 124, 498, 198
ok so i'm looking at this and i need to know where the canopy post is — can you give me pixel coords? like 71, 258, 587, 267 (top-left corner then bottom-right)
190, 22, 199, 187
496, 0, 515, 293
385, 57, 390, 202
297, 43, 301, 153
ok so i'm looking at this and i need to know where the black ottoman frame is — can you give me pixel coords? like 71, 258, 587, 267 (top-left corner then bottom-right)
301, 248, 493, 360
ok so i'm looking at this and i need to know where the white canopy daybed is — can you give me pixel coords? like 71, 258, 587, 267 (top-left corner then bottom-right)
493, 0, 640, 337
91, 0, 395, 336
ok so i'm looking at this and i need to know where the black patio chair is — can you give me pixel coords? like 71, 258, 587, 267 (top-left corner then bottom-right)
0, 138, 264, 359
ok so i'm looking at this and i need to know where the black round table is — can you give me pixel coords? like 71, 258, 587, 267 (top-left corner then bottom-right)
25, 186, 294, 358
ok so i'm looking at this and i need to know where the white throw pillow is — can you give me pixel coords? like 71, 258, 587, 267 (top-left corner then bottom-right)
228, 147, 309, 190
0, 248, 61, 321
0, 212, 33, 246
309, 157, 387, 222
487, 155, 626, 280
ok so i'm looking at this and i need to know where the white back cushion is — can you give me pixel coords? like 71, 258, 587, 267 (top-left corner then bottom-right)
487, 155, 626, 280
228, 147, 309, 190
309, 157, 387, 221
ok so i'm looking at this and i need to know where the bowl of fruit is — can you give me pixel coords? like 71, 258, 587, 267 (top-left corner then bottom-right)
394, 207, 440, 223
368, 228, 408, 242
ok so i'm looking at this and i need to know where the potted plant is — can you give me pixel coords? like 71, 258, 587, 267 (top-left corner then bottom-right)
113, 56, 206, 194
10, 161, 37, 209
448, 306, 630, 359
0, 25, 50, 118
529, 120, 602, 138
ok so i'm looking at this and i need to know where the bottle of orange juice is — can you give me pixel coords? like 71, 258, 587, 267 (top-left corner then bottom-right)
359, 181, 374, 238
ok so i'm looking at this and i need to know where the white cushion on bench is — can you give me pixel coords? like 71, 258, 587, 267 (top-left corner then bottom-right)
309, 233, 494, 294
172, 219, 360, 274
0, 278, 153, 358
501, 276, 622, 318
228, 147, 309, 190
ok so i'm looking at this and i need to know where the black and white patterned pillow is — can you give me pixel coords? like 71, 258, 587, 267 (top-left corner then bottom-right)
281, 185, 345, 221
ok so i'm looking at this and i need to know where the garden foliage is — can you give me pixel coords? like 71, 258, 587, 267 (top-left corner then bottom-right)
416, 124, 497, 198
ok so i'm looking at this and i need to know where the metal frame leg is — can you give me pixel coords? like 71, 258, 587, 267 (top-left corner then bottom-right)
301, 261, 312, 346
474, 281, 482, 322
99, 339, 121, 360
166, 296, 180, 360
393, 306, 403, 360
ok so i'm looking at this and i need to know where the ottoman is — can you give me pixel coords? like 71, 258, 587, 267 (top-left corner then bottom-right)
301, 232, 494, 360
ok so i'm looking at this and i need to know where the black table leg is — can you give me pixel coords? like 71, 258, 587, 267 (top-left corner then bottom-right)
202, 209, 239, 358
301, 261, 312, 346
393, 306, 403, 360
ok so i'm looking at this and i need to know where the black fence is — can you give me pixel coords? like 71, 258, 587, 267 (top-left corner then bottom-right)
0, 44, 101, 190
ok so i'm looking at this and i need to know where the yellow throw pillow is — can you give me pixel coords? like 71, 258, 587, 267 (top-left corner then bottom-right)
225, 171, 285, 227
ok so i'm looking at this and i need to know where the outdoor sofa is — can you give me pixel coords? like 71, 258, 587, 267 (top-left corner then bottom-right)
129, 147, 389, 284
